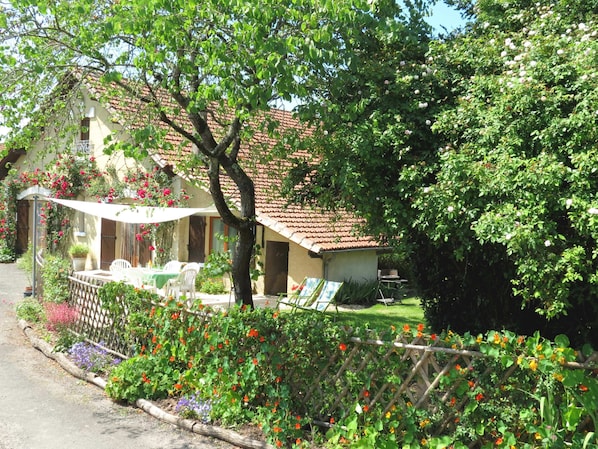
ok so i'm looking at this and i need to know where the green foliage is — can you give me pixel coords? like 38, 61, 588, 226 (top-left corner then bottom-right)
98, 293, 597, 447
335, 279, 379, 306
198, 278, 227, 295
41, 254, 71, 303
97, 282, 160, 352
16, 247, 34, 286
15, 297, 44, 322
0, 240, 16, 263
285, 0, 598, 347
68, 243, 89, 258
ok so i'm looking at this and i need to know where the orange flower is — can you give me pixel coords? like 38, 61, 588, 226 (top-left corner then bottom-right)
174, 383, 182, 390
363, 390, 370, 397
329, 417, 335, 424
339, 343, 347, 351
580, 384, 589, 392
171, 312, 179, 320
253, 358, 259, 365
243, 395, 249, 403
430, 333, 437, 341
495, 437, 503, 445
295, 423, 301, 429
403, 324, 411, 333
417, 323, 425, 332
169, 356, 175, 362
475, 393, 484, 401
247, 328, 259, 338
363, 405, 369, 412
276, 441, 282, 448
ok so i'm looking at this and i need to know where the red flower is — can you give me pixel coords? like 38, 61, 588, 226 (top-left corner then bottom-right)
475, 393, 484, 401
247, 328, 259, 338
339, 343, 347, 351
253, 358, 259, 365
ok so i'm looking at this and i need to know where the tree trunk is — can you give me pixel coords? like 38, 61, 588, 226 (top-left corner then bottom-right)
232, 225, 255, 307
207, 155, 255, 308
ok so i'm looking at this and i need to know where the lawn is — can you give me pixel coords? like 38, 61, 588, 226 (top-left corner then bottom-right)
332, 295, 426, 334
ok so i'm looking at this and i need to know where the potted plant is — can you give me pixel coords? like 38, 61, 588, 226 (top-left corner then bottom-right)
68, 243, 89, 271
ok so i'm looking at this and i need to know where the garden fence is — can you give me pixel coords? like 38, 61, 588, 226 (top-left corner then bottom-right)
67, 274, 597, 440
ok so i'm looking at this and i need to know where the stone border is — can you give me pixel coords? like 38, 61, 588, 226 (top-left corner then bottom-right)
18, 319, 274, 449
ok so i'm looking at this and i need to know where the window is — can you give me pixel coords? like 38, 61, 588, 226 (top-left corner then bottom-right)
209, 218, 238, 257
75, 118, 94, 154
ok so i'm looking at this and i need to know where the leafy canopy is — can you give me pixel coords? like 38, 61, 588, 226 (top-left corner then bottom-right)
285, 0, 598, 345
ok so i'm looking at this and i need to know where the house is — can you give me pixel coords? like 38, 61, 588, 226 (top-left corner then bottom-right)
0, 75, 383, 296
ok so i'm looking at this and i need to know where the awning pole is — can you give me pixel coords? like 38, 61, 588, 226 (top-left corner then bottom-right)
32, 195, 38, 297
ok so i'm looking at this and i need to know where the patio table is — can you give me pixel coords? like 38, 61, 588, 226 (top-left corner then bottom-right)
141, 269, 180, 289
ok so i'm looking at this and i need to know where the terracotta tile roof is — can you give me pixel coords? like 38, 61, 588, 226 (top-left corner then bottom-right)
84, 75, 381, 253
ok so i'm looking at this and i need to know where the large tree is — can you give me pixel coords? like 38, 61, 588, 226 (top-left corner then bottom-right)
0, 0, 417, 306
286, 0, 598, 345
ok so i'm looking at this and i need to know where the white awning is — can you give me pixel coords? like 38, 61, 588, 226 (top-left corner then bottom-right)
49, 198, 218, 224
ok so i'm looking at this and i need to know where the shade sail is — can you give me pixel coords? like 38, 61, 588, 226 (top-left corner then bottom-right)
49, 198, 218, 224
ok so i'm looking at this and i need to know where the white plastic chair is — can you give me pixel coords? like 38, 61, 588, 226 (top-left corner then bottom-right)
163, 260, 182, 272
109, 259, 132, 281
164, 266, 198, 300
109, 259, 132, 271
183, 262, 203, 272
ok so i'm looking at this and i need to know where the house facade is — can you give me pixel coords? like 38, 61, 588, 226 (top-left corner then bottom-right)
1, 78, 383, 295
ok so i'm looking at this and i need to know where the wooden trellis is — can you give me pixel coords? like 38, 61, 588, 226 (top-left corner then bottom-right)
297, 333, 486, 424
67, 274, 597, 441
68, 273, 132, 356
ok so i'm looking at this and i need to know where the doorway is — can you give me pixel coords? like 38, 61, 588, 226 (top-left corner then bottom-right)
188, 216, 206, 262
100, 219, 116, 270
264, 241, 289, 295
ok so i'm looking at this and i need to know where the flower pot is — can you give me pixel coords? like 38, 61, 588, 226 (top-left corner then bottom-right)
23, 286, 33, 297
72, 257, 87, 271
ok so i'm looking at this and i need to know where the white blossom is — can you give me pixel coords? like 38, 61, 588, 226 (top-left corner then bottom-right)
544, 240, 551, 247
566, 198, 573, 208
589, 207, 598, 214
418, 102, 428, 109
505, 233, 513, 240
447, 205, 454, 212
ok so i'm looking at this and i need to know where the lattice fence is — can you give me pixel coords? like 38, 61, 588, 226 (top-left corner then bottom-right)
68, 273, 133, 356
67, 274, 597, 443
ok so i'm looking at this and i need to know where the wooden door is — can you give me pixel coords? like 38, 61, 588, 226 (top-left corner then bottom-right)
188, 216, 206, 262
100, 219, 116, 270
264, 241, 289, 295
16, 200, 29, 255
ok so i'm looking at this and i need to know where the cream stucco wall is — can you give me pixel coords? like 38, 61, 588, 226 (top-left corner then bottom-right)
323, 250, 379, 283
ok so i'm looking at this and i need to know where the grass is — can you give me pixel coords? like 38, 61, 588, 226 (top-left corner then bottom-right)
333, 295, 426, 334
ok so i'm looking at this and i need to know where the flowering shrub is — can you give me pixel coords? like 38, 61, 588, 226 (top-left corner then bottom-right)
44, 302, 78, 332
175, 393, 212, 422
100, 295, 597, 448
68, 341, 121, 373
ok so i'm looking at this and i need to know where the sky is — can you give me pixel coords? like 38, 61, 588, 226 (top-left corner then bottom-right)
426, 1, 467, 33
